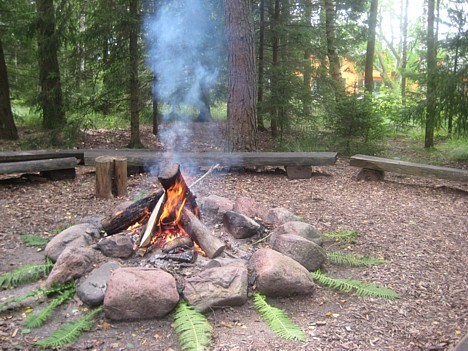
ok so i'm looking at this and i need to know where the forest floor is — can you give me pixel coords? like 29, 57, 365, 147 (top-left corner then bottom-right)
0, 122, 467, 351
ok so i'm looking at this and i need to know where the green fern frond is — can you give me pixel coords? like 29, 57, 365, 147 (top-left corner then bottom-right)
24, 284, 76, 328
35, 306, 103, 349
327, 251, 387, 267
323, 230, 358, 241
173, 300, 213, 351
253, 292, 306, 341
0, 258, 54, 288
311, 270, 398, 300
20, 234, 50, 247
0, 281, 74, 311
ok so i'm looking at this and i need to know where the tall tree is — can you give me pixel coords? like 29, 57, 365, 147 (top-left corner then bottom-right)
323, 0, 343, 92
425, 0, 436, 148
400, 0, 409, 105
0, 38, 18, 140
224, 0, 257, 151
36, 0, 66, 130
256, 0, 266, 131
270, 0, 280, 138
365, 0, 379, 94
128, 0, 143, 148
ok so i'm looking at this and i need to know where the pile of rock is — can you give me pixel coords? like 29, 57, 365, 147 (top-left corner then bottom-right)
43, 194, 327, 321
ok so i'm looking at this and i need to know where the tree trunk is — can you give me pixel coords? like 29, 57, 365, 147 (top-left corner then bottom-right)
425, 0, 436, 148
152, 97, 159, 136
256, 0, 266, 131
364, 0, 378, 95
302, 0, 313, 116
128, 0, 144, 148
0, 39, 18, 140
270, 0, 280, 138
324, 0, 343, 92
224, 0, 257, 151
400, 0, 409, 105
36, 0, 66, 130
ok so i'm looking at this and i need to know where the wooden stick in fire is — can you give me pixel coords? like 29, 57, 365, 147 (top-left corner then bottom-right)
188, 163, 220, 189
139, 192, 166, 248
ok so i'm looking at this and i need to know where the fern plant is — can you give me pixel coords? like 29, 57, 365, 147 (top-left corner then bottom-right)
253, 292, 306, 341
0, 258, 54, 288
323, 229, 358, 244
35, 306, 103, 349
0, 281, 74, 311
24, 283, 76, 328
20, 234, 50, 248
173, 300, 213, 351
311, 270, 399, 300
327, 251, 387, 267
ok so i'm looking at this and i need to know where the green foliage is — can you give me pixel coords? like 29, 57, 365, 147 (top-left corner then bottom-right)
325, 94, 386, 155
24, 284, 76, 328
323, 229, 359, 245
19, 234, 50, 248
253, 292, 306, 342
35, 306, 103, 349
173, 300, 213, 351
0, 282, 74, 311
0, 258, 54, 288
311, 270, 399, 300
327, 251, 387, 267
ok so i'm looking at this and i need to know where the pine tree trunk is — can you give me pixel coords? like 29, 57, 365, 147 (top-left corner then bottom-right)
224, 0, 257, 151
128, 0, 143, 148
364, 0, 378, 95
270, 0, 280, 138
0, 39, 18, 140
256, 0, 266, 131
36, 0, 66, 130
324, 0, 342, 92
425, 0, 436, 148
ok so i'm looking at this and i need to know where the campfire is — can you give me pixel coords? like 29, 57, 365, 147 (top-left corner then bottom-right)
101, 163, 225, 262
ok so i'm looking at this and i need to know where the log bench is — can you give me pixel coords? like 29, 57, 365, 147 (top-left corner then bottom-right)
0, 157, 80, 180
350, 154, 468, 183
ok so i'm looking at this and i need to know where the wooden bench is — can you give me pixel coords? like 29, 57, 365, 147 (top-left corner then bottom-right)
350, 154, 468, 183
82, 151, 339, 179
0, 157, 80, 180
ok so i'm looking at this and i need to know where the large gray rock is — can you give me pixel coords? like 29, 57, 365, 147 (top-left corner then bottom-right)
270, 221, 323, 246
45, 223, 101, 262
272, 234, 326, 271
94, 235, 133, 258
201, 195, 234, 221
77, 261, 120, 307
223, 211, 263, 239
104, 267, 179, 321
263, 208, 300, 226
79, 216, 104, 231
249, 248, 315, 297
46, 246, 99, 288
184, 264, 248, 312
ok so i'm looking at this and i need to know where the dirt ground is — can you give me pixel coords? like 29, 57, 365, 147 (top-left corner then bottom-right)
0, 123, 467, 351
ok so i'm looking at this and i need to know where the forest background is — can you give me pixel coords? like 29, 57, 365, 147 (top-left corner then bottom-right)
0, 0, 467, 165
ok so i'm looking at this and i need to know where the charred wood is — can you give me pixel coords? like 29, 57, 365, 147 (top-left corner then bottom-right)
101, 189, 164, 235
181, 207, 225, 258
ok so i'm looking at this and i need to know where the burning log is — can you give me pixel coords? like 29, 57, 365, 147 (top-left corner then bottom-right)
158, 162, 198, 217
101, 189, 164, 235
139, 192, 166, 247
181, 207, 225, 259
162, 236, 194, 253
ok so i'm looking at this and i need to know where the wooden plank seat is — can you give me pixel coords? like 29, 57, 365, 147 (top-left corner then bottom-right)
0, 150, 85, 164
0, 157, 79, 180
350, 154, 468, 183
82, 151, 339, 179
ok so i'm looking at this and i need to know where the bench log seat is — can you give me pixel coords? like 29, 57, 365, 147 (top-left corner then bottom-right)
0, 157, 79, 180
350, 154, 468, 183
